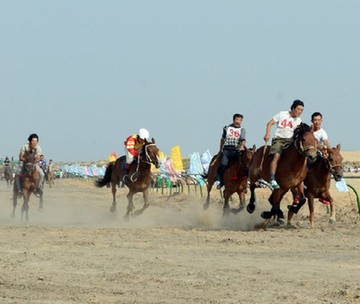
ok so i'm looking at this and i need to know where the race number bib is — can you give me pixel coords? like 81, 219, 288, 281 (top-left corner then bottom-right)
279, 118, 294, 129
226, 126, 241, 138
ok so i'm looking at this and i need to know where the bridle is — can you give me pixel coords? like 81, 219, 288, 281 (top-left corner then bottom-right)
130, 143, 159, 182
325, 151, 343, 177
294, 133, 317, 157
141, 143, 159, 166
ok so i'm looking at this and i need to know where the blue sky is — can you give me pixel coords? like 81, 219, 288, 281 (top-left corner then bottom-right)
1, 1, 359, 162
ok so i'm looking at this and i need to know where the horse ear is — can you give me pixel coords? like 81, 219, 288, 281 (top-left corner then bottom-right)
152, 137, 155, 143
336, 143, 341, 151
252, 144, 256, 152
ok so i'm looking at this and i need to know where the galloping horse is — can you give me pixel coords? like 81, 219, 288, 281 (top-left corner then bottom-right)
12, 151, 44, 221
203, 145, 256, 214
289, 144, 344, 226
4, 166, 13, 187
247, 123, 317, 225
95, 138, 160, 218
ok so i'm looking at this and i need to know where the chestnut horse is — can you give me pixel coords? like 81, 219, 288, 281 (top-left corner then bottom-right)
95, 138, 160, 218
203, 145, 256, 214
12, 151, 44, 221
289, 144, 344, 226
4, 166, 13, 187
247, 123, 317, 225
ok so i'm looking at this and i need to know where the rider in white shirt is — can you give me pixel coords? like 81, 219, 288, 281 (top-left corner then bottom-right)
311, 112, 331, 206
263, 100, 305, 189
311, 112, 330, 150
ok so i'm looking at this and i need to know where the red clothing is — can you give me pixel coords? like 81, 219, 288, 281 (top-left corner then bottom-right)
124, 134, 144, 157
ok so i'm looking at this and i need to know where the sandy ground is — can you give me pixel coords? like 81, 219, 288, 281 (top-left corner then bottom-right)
0, 177, 359, 304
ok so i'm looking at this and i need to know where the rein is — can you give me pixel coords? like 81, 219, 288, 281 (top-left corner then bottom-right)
258, 142, 268, 172
294, 135, 316, 156
130, 143, 157, 182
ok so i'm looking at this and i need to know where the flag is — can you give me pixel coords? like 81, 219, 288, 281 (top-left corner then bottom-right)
171, 145, 183, 172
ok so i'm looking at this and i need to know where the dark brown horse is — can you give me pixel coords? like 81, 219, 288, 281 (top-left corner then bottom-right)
203, 145, 256, 214
289, 144, 344, 226
4, 166, 13, 187
12, 151, 44, 221
95, 138, 160, 218
247, 123, 317, 226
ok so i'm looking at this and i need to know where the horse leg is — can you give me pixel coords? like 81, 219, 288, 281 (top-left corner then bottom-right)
12, 192, 17, 218
124, 191, 136, 219
222, 188, 231, 216
39, 188, 44, 211
203, 182, 214, 210
134, 189, 150, 216
110, 181, 117, 213
307, 195, 315, 227
237, 190, 246, 212
21, 191, 30, 222
261, 190, 286, 225
246, 184, 256, 214
325, 193, 336, 224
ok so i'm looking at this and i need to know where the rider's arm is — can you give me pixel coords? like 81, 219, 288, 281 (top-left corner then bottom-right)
19, 148, 26, 162
264, 119, 276, 142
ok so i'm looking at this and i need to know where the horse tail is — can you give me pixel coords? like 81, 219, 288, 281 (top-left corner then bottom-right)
94, 163, 114, 188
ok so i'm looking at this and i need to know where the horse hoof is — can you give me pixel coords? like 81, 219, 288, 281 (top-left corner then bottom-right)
110, 206, 116, 213
261, 211, 272, 219
134, 210, 142, 216
237, 204, 245, 212
329, 219, 336, 225
247, 204, 255, 214
277, 218, 286, 226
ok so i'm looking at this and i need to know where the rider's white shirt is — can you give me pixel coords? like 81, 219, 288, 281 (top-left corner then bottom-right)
314, 128, 328, 147
273, 111, 302, 139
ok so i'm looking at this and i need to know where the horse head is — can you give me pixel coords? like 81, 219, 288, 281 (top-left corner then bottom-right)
240, 144, 256, 169
325, 144, 344, 181
24, 151, 37, 175
293, 123, 317, 162
141, 138, 161, 169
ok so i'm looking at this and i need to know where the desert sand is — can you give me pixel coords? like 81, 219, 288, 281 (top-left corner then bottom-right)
0, 175, 359, 304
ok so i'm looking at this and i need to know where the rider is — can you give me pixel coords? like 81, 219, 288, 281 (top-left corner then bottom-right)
123, 128, 150, 181
3, 156, 11, 179
215, 113, 246, 189
15, 133, 45, 195
4, 156, 11, 168
311, 112, 331, 206
311, 112, 330, 151
264, 99, 304, 189
38, 155, 47, 173
38, 154, 47, 185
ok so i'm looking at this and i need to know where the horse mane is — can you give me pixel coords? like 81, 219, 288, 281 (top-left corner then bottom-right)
293, 122, 311, 140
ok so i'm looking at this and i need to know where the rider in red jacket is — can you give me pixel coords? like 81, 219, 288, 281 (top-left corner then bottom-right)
123, 128, 150, 180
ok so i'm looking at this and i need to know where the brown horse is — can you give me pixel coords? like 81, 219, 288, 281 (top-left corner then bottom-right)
12, 151, 44, 221
247, 123, 317, 225
4, 166, 13, 187
95, 138, 160, 218
289, 144, 344, 226
203, 145, 256, 214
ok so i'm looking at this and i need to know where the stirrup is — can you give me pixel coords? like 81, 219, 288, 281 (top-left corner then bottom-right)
269, 180, 280, 190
